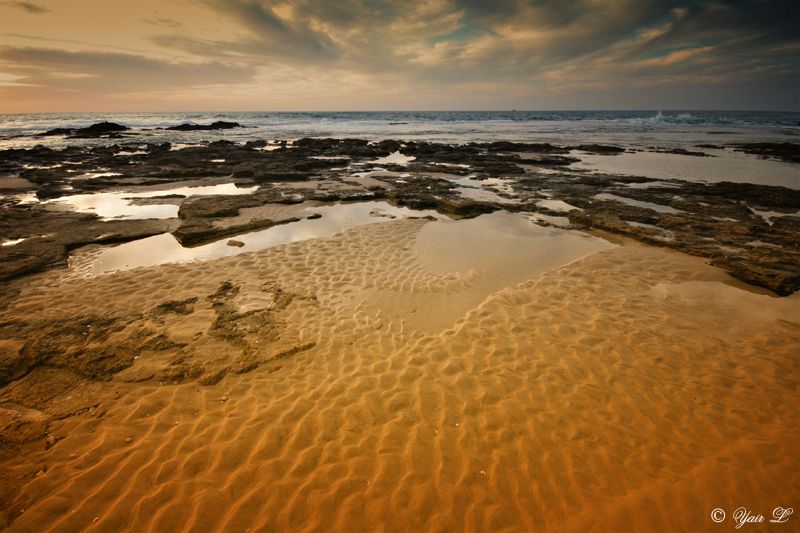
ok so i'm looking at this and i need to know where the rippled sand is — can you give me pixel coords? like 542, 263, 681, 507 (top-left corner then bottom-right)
1, 216, 798, 532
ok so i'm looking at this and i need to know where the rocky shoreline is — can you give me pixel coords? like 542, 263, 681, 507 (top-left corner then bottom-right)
1, 132, 798, 295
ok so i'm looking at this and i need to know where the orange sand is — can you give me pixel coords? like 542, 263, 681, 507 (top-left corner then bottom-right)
0, 217, 798, 532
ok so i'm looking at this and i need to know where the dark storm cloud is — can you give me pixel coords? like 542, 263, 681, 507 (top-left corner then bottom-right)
165, 0, 341, 61
150, 0, 797, 74
1, 1, 49, 14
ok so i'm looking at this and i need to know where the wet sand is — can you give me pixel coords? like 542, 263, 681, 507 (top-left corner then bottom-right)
1, 214, 798, 532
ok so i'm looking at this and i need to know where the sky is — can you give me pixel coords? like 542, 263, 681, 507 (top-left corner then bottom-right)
0, 0, 798, 113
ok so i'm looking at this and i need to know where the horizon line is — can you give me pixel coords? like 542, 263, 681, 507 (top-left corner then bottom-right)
2, 108, 799, 116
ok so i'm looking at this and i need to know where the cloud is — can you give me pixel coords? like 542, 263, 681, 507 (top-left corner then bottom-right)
181, 0, 342, 61
1, 1, 49, 14
142, 17, 182, 29
0, 46, 256, 94
1, 0, 799, 110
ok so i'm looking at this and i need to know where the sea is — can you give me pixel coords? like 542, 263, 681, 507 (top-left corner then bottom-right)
1, 110, 798, 151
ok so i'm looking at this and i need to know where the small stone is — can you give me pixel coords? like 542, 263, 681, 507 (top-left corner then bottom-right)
125, 437, 133, 443
227, 239, 245, 247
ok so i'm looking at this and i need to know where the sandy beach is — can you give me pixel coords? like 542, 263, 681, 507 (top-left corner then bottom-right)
2, 0, 799, 527
0, 110, 797, 532
1, 190, 798, 531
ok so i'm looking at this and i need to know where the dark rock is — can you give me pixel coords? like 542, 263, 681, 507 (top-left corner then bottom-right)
178, 195, 262, 219
480, 141, 570, 154
150, 297, 198, 317
244, 140, 267, 150
574, 144, 625, 154
0, 208, 177, 282
0, 339, 33, 386
209, 140, 235, 148
733, 142, 800, 163
516, 154, 580, 166
39, 121, 129, 138
75, 122, 129, 136
38, 127, 74, 137
711, 256, 800, 296
2, 135, 798, 296
147, 142, 172, 153
696, 144, 724, 150
650, 147, 712, 157
166, 121, 241, 131
173, 217, 300, 247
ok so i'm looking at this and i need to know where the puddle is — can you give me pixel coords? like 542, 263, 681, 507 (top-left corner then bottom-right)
255, 143, 290, 152
519, 165, 566, 175
0, 177, 35, 190
170, 143, 204, 151
526, 213, 571, 227
352, 210, 615, 333
13, 193, 39, 204
454, 176, 512, 189
747, 240, 781, 248
455, 187, 520, 204
535, 199, 581, 213
415, 211, 613, 278
349, 170, 411, 180
71, 171, 122, 180
625, 221, 670, 232
452, 177, 520, 204
373, 151, 416, 166
625, 221, 676, 240
747, 206, 800, 225
51, 183, 259, 220
594, 193, 683, 214
572, 150, 800, 189
71, 201, 446, 275
22, 163, 63, 170
624, 181, 682, 189
433, 162, 470, 169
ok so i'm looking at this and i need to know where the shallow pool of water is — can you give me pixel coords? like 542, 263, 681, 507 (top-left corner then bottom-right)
71, 201, 446, 275
594, 193, 683, 214
414, 211, 614, 281
747, 205, 800, 225
51, 183, 259, 220
535, 199, 581, 213
572, 149, 800, 189
373, 151, 416, 166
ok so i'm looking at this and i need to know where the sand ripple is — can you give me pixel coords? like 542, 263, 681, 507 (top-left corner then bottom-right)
1, 219, 798, 532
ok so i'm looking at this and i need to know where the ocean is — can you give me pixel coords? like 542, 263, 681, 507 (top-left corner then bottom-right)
1, 110, 798, 150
